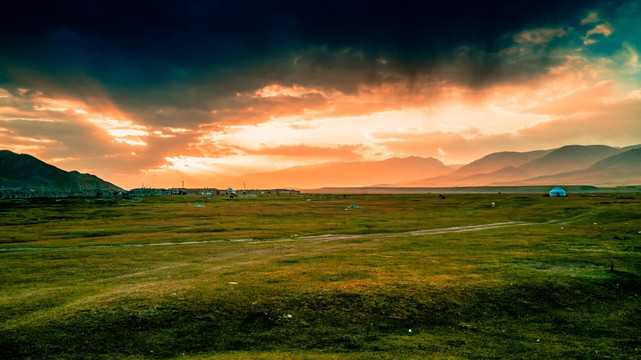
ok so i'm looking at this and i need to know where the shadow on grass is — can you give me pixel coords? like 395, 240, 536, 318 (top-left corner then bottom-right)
2, 270, 640, 359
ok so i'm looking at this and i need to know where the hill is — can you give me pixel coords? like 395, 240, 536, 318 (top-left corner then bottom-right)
516, 145, 620, 176
454, 149, 552, 177
0, 150, 123, 191
234, 156, 453, 189
456, 165, 533, 186
395, 144, 639, 188
397, 149, 551, 187
519, 148, 641, 186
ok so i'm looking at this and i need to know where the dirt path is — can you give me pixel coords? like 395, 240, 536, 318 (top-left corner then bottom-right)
0, 221, 531, 252
297, 221, 531, 243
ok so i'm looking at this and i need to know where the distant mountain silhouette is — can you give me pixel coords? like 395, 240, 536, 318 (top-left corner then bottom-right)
0, 150, 123, 191
518, 148, 641, 186
235, 156, 453, 189
391, 144, 640, 188
457, 165, 534, 186
620, 144, 641, 152
398, 149, 549, 187
516, 145, 620, 176
396, 164, 531, 187
590, 147, 641, 170
5, 143, 636, 192
454, 149, 552, 177
236, 144, 640, 189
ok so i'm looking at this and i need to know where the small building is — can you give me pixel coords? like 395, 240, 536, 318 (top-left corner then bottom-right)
275, 189, 301, 195
549, 187, 567, 197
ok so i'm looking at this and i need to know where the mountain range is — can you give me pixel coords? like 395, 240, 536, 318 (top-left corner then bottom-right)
236, 144, 641, 189
0, 150, 122, 191
234, 156, 455, 189
2, 144, 640, 191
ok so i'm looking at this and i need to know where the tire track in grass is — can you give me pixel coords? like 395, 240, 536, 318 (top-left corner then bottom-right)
0, 221, 534, 328
300, 221, 531, 243
0, 221, 532, 252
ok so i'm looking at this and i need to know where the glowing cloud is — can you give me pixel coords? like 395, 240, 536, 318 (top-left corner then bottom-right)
84, 115, 149, 146
583, 22, 614, 44
581, 11, 599, 25
1, 1, 639, 189
514, 28, 567, 45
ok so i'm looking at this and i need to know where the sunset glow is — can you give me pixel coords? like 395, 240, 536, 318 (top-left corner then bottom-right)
1, 1, 639, 189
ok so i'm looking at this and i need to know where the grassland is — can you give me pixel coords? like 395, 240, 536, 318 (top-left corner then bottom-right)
1, 193, 640, 359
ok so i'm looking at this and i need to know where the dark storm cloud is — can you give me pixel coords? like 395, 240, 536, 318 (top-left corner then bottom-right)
0, 0, 609, 115
0, 118, 122, 157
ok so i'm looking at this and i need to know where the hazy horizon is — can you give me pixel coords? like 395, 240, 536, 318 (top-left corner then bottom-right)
1, 1, 640, 189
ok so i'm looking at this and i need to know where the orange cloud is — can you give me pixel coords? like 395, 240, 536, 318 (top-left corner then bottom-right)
526, 80, 614, 115
581, 11, 599, 25
583, 22, 614, 44
244, 144, 364, 160
518, 96, 641, 145
514, 27, 567, 45
209, 88, 328, 125
2, 27, 640, 191
374, 130, 525, 164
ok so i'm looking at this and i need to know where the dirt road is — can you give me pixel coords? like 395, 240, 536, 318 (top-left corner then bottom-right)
0, 221, 531, 252
297, 221, 531, 243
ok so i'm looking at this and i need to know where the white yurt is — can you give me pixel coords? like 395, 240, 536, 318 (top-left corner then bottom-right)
549, 187, 567, 197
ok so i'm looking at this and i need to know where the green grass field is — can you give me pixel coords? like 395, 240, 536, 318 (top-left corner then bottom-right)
1, 193, 640, 359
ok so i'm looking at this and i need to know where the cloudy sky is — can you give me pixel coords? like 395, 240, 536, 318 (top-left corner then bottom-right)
1, 0, 640, 189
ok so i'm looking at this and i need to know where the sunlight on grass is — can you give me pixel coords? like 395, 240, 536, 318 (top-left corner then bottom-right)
1, 193, 640, 359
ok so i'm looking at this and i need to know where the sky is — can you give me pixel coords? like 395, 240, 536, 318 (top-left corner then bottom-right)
1, 0, 640, 189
